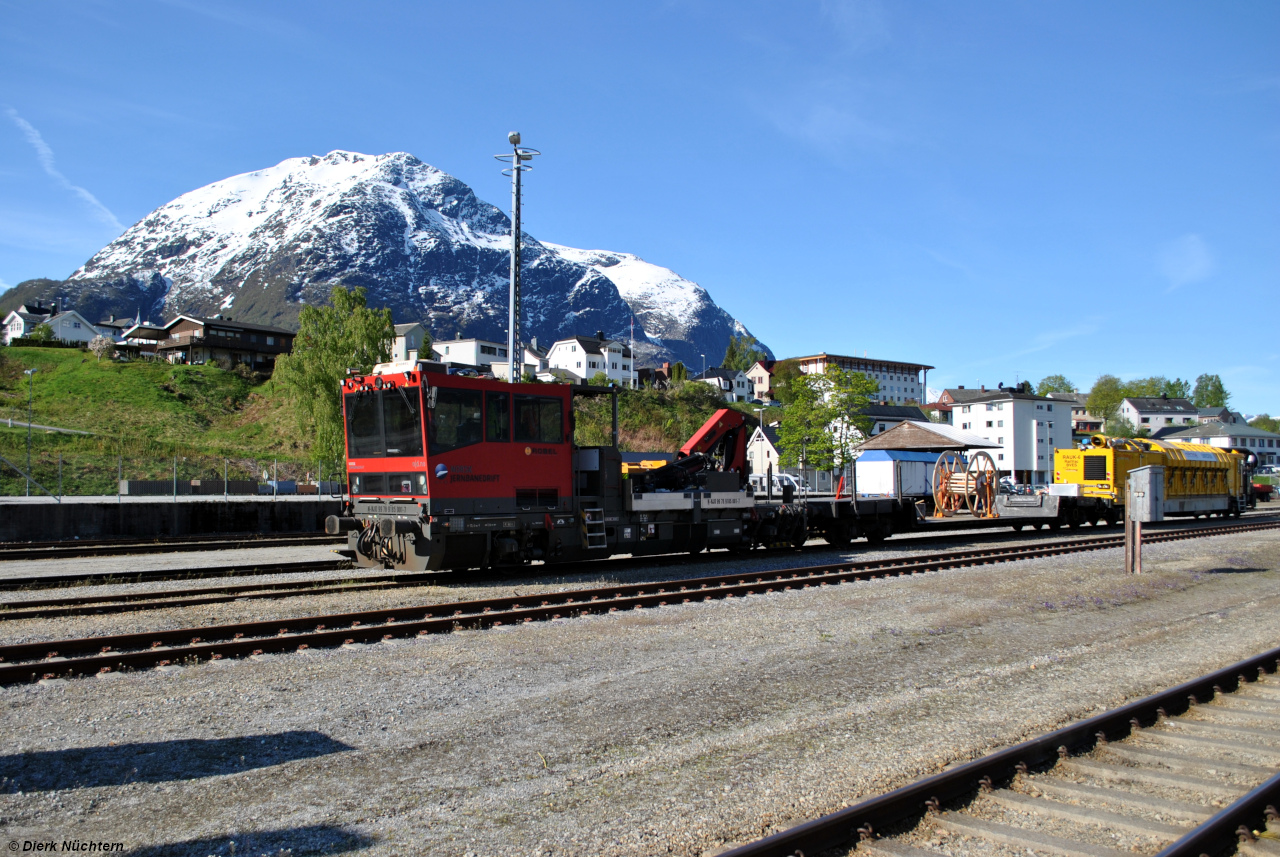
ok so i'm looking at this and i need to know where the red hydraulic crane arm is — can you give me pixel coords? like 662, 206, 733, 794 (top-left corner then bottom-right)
680, 408, 749, 476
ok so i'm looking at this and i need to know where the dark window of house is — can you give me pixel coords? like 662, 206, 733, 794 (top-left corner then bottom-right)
486, 391, 510, 442
382, 389, 423, 457
514, 395, 563, 444
428, 388, 483, 455
345, 392, 383, 457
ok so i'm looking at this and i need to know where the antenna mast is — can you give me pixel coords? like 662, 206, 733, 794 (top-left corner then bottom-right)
495, 132, 541, 383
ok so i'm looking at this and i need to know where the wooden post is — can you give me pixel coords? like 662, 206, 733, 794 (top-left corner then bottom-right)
1124, 515, 1134, 574
1134, 520, 1143, 575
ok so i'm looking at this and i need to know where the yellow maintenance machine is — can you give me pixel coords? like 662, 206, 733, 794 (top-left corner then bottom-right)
1053, 434, 1248, 518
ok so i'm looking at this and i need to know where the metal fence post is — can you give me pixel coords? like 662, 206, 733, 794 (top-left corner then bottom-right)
173, 456, 177, 502
58, 453, 62, 499
118, 456, 122, 505
273, 459, 278, 501
224, 458, 228, 503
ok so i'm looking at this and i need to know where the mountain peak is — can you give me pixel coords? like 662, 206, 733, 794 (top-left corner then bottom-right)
30, 151, 766, 367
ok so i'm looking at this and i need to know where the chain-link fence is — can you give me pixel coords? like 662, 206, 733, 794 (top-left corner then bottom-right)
0, 451, 345, 499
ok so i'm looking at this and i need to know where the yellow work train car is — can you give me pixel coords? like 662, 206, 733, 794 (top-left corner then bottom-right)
1054, 435, 1247, 518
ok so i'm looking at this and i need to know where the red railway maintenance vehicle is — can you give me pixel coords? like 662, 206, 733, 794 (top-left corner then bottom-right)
326, 359, 911, 571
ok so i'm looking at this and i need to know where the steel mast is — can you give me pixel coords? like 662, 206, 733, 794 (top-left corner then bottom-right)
495, 132, 540, 383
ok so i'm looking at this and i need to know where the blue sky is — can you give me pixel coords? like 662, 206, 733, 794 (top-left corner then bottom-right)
2, 0, 1277, 413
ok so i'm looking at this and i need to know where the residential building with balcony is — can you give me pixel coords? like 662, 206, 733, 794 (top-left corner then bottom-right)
155, 315, 294, 371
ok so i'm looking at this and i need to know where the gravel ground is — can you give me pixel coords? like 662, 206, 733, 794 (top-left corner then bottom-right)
1, 527, 1278, 857
0, 544, 346, 582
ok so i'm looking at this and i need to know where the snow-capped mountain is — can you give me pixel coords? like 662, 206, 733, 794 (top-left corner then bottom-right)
20, 150, 766, 368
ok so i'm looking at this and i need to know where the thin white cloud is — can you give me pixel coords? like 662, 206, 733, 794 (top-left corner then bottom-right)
960, 323, 1098, 369
0, 277, 10, 292
924, 248, 979, 280
820, 0, 889, 54
753, 77, 902, 157
6, 108, 125, 233
1159, 233, 1213, 291
150, 0, 309, 40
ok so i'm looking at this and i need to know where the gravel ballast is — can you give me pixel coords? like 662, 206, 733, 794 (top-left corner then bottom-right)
1, 527, 1278, 857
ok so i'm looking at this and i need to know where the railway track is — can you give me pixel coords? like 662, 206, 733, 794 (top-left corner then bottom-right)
721, 645, 1280, 857
3, 517, 1276, 686
1, 516, 1272, 620
0, 557, 353, 592
0, 531, 343, 561
3, 512, 1271, 600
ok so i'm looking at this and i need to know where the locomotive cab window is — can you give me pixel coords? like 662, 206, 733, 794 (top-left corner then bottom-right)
383, 389, 423, 457
514, 395, 563, 444
344, 389, 424, 458
346, 392, 384, 458
429, 388, 483, 455
486, 391, 510, 442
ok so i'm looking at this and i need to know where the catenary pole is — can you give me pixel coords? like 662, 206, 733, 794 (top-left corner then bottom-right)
495, 133, 540, 383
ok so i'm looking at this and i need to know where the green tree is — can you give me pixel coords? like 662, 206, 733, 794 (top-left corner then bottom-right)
1162, 377, 1191, 399
769, 358, 804, 405
1249, 414, 1279, 434
1087, 374, 1125, 424
1035, 374, 1076, 395
776, 371, 833, 475
1106, 415, 1138, 438
823, 367, 879, 478
589, 371, 611, 387
273, 285, 395, 464
1121, 376, 1167, 398
721, 334, 767, 373
1192, 374, 1231, 408
668, 362, 688, 383
28, 323, 54, 343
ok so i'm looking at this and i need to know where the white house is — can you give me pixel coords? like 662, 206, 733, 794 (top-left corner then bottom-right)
946, 389, 1069, 485
491, 340, 551, 381
2, 302, 55, 344
543, 332, 633, 385
746, 360, 774, 400
747, 423, 834, 493
44, 310, 103, 344
430, 337, 508, 370
694, 368, 752, 402
1118, 395, 1198, 433
392, 323, 428, 361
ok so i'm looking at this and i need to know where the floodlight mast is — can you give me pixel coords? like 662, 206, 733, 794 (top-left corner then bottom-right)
495, 132, 540, 383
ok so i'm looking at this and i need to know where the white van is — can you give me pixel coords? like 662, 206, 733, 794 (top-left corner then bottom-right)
749, 472, 808, 496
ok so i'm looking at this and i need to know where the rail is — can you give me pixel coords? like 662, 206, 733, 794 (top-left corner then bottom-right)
3, 517, 1275, 686
719, 645, 1280, 857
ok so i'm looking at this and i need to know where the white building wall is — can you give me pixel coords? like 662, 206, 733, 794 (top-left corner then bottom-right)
953, 397, 1067, 483
431, 339, 508, 368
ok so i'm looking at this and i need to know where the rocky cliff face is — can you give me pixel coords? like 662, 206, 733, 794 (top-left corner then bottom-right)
7, 150, 766, 367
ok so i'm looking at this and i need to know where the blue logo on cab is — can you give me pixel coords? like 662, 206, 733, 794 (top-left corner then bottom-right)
434, 464, 449, 479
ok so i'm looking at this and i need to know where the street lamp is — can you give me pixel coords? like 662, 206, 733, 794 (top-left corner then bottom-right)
23, 368, 37, 497
700, 354, 706, 377
495, 132, 541, 383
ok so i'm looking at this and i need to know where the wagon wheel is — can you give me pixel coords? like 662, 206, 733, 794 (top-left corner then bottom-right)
967, 451, 999, 518
933, 450, 965, 517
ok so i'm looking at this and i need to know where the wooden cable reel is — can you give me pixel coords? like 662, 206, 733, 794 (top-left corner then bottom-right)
932, 450, 1000, 518
932, 450, 966, 517
966, 450, 999, 518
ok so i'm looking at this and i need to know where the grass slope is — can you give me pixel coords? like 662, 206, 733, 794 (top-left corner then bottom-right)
0, 348, 315, 494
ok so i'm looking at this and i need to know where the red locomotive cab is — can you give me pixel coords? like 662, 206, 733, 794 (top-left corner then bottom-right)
342, 372, 430, 498
341, 367, 572, 512
424, 376, 572, 513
